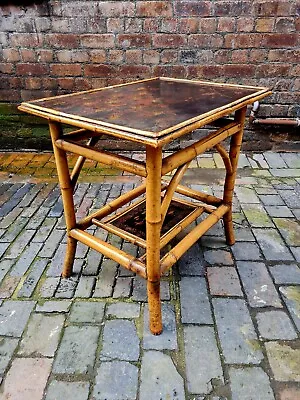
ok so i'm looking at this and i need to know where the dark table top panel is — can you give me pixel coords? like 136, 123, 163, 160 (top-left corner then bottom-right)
26, 78, 267, 137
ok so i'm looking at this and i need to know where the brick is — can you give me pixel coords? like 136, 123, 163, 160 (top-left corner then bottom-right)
137, 1, 173, 17
213, 298, 263, 364
69, 301, 105, 323
214, 0, 251, 16
10, 33, 42, 47
218, 17, 235, 32
139, 351, 185, 400
84, 64, 115, 77
256, 310, 297, 340
178, 243, 205, 276
2, 48, 19, 62
17, 259, 48, 298
53, 325, 99, 374
207, 267, 243, 297
175, 1, 211, 16
1, 358, 52, 400
44, 33, 79, 48
125, 49, 143, 64
45, 381, 89, 400
10, 243, 43, 277
279, 286, 300, 330
55, 276, 79, 299
265, 342, 300, 382
81, 34, 114, 48
153, 34, 187, 48
113, 277, 132, 298
93, 361, 138, 400
118, 65, 151, 77
224, 33, 263, 48
143, 303, 177, 350
160, 49, 178, 64
39, 277, 60, 298
124, 17, 143, 33
0, 63, 14, 74
100, 320, 139, 361
118, 34, 151, 48
0, 259, 14, 285
20, 49, 37, 62
229, 367, 275, 400
237, 17, 254, 32
253, 228, 294, 260
262, 33, 298, 48
180, 277, 212, 324
278, 387, 300, 400
18, 313, 65, 356
74, 276, 95, 298
143, 50, 160, 64
254, 1, 294, 16
0, 301, 35, 337
35, 300, 71, 313
0, 337, 19, 374
16, 63, 49, 76
50, 63, 81, 76
273, 218, 300, 246
256, 18, 275, 32
98, 1, 135, 17
93, 259, 117, 298
0, 276, 20, 299
241, 203, 274, 227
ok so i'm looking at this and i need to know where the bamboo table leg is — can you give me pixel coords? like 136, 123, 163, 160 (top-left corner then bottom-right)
146, 146, 163, 335
223, 106, 247, 245
49, 121, 77, 278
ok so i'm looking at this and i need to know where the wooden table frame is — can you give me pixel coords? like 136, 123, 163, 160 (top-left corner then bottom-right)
19, 78, 271, 334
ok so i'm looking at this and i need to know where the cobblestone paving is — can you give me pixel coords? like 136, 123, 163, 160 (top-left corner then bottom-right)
0, 151, 299, 399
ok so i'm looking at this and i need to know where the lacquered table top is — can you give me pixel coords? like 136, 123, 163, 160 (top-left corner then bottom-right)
20, 77, 270, 140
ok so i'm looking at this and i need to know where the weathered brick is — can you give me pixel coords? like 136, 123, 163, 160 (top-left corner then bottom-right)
50, 63, 82, 76
175, 1, 211, 16
44, 33, 79, 48
137, 1, 172, 17
153, 34, 187, 48
81, 34, 115, 48
118, 34, 151, 48
84, 64, 115, 77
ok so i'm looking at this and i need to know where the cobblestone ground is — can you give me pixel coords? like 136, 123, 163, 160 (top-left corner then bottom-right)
0, 151, 299, 400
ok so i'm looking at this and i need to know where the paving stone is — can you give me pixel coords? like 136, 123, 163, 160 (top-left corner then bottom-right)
0, 301, 35, 337
113, 277, 132, 298
203, 249, 233, 265
1, 357, 52, 400
241, 203, 274, 227
10, 242, 43, 277
1, 216, 29, 243
255, 186, 278, 195
45, 381, 90, 400
253, 229, 294, 261
55, 276, 79, 299
263, 152, 287, 169
207, 267, 243, 296
35, 300, 71, 313
255, 310, 297, 340
83, 249, 102, 275
258, 194, 285, 206
270, 169, 300, 177
25, 206, 50, 229
229, 367, 275, 400
69, 301, 105, 323
31, 217, 56, 243
53, 325, 99, 374
17, 259, 48, 298
235, 187, 260, 203
0, 207, 23, 229
39, 277, 60, 298
238, 154, 251, 168
139, 351, 185, 400
265, 205, 294, 218
131, 276, 170, 301
273, 218, 300, 247
232, 242, 262, 261
178, 243, 205, 276
180, 277, 213, 324
237, 261, 282, 308
0, 337, 19, 374
202, 220, 224, 237
0, 242, 10, 259
100, 319, 139, 361
46, 243, 67, 277
93, 259, 117, 298
93, 361, 138, 400
265, 342, 300, 382
200, 236, 229, 248
213, 298, 263, 364
18, 313, 65, 357
269, 264, 300, 284
0, 184, 33, 217
39, 229, 65, 258
184, 325, 223, 394
106, 302, 140, 319
280, 153, 300, 169
278, 189, 299, 208
279, 286, 300, 330
5, 229, 36, 259
0, 275, 20, 298
290, 247, 300, 262
278, 387, 300, 400
143, 303, 177, 350
74, 276, 95, 298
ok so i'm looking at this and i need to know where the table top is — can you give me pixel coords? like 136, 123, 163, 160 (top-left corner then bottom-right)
19, 77, 271, 145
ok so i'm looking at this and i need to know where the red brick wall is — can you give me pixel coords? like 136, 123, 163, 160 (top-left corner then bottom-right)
0, 0, 299, 117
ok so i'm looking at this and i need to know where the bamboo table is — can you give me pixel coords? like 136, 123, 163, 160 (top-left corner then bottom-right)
19, 77, 271, 334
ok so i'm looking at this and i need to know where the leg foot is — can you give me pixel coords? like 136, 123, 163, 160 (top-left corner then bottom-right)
224, 211, 235, 246
62, 237, 77, 278
147, 280, 162, 335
